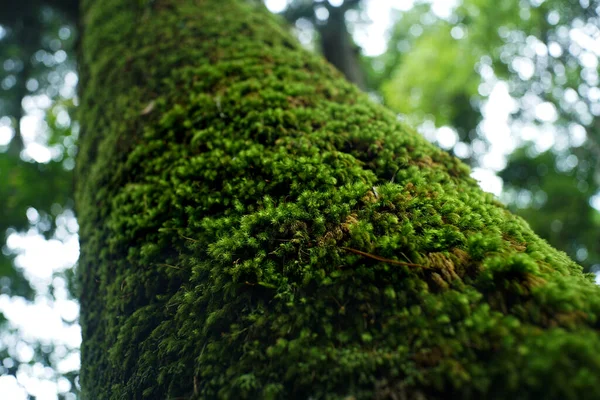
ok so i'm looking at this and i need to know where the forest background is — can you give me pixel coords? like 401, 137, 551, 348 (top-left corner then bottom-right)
0, 0, 598, 398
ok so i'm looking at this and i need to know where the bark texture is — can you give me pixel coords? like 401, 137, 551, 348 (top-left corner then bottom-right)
76, 0, 600, 399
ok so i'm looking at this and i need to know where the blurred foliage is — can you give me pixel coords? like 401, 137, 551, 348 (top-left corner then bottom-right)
377, 5, 482, 150
372, 0, 600, 270
500, 144, 600, 265
0, 1, 77, 295
0, 0, 80, 398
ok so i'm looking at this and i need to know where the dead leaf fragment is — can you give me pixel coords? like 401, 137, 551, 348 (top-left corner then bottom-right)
140, 100, 155, 115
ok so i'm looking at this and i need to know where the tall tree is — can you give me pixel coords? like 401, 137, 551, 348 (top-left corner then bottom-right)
76, 0, 600, 399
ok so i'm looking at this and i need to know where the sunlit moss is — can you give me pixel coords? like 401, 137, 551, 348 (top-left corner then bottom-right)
76, 0, 600, 399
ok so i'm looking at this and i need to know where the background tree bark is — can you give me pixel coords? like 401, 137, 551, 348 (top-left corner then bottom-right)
76, 0, 600, 398
317, 3, 366, 91
283, 0, 366, 90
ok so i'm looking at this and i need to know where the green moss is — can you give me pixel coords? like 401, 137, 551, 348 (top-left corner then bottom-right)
76, 0, 600, 399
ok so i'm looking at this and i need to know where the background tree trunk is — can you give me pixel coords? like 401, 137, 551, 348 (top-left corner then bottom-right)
317, 4, 367, 91
76, 0, 600, 398
283, 0, 366, 90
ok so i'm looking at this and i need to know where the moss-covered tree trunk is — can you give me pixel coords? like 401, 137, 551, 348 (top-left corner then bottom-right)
75, 0, 600, 398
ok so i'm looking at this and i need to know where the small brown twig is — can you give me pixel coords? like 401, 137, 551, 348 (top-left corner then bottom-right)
157, 263, 183, 270
340, 246, 426, 269
179, 234, 199, 243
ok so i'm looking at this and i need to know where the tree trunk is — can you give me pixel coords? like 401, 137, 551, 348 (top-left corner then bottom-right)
75, 0, 600, 399
317, 5, 366, 91
282, 0, 366, 90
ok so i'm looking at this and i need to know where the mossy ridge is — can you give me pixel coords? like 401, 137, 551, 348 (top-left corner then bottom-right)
76, 0, 600, 399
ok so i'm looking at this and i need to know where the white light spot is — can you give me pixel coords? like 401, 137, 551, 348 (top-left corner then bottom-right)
436, 126, 458, 149
24, 142, 52, 163
264, 0, 288, 13
453, 142, 471, 159
568, 123, 587, 146
4, 59, 15, 71
0, 125, 14, 145
57, 351, 80, 374
2, 75, 16, 90
0, 376, 27, 400
590, 193, 600, 210
354, 0, 407, 56
534, 41, 548, 57
564, 88, 578, 103
26, 208, 40, 224
315, 6, 329, 21
431, 0, 458, 19
547, 10, 560, 25
512, 56, 535, 80
58, 27, 71, 41
409, 24, 423, 37
54, 50, 67, 64
548, 42, 563, 58
26, 78, 39, 92
479, 82, 518, 169
57, 377, 71, 393
577, 247, 588, 261
535, 102, 558, 122
57, 300, 79, 323
450, 25, 465, 39
56, 110, 71, 128
64, 71, 78, 87
580, 51, 598, 69
471, 168, 503, 196
570, 28, 600, 56
16, 341, 34, 363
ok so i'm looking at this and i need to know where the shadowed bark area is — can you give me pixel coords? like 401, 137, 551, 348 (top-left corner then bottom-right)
76, 0, 600, 399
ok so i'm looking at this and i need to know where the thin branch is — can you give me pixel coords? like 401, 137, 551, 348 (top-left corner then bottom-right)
179, 234, 199, 243
340, 246, 426, 269
157, 263, 183, 270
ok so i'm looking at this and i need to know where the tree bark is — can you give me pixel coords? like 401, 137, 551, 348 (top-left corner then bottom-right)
283, 0, 367, 90
76, 0, 600, 398
317, 4, 366, 91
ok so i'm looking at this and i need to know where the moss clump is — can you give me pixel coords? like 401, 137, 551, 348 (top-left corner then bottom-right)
76, 0, 600, 399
